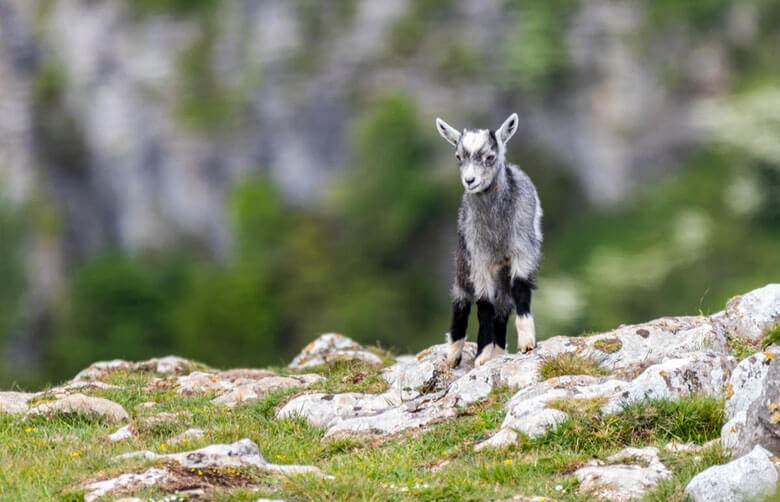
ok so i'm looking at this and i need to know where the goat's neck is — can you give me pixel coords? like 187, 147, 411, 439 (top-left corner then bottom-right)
469, 163, 508, 211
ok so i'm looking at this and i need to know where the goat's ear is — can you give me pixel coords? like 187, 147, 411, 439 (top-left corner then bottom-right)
436, 118, 461, 147
496, 113, 519, 144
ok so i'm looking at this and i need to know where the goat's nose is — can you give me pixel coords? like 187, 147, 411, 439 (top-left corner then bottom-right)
464, 176, 475, 185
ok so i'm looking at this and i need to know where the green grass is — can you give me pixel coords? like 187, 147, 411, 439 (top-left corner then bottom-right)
728, 334, 760, 361
0, 359, 730, 501
539, 353, 611, 380
762, 324, 780, 349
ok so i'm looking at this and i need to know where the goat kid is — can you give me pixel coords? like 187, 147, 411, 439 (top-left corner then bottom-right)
436, 113, 542, 368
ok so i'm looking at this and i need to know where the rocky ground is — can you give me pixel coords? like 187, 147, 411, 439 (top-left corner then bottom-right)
1, 284, 778, 501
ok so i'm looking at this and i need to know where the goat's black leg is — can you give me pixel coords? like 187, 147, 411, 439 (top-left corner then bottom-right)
446, 299, 471, 368
511, 277, 536, 353
493, 311, 509, 354
475, 299, 496, 366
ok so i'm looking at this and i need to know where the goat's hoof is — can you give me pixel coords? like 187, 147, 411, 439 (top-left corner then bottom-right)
446, 335, 465, 368
492, 346, 506, 358
516, 314, 536, 355
474, 345, 494, 367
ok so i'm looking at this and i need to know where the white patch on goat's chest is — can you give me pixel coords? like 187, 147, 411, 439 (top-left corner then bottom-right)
461, 130, 489, 153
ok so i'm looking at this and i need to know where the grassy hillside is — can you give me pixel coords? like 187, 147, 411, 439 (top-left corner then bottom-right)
1, 355, 730, 501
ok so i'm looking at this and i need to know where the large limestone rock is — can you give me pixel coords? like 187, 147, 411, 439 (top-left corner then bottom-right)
685, 445, 778, 502
491, 351, 734, 443
538, 315, 729, 372
712, 284, 780, 343
26, 393, 129, 424
288, 333, 384, 369
574, 447, 672, 501
0, 392, 33, 414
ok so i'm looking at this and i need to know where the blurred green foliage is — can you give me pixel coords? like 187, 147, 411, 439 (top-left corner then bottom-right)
2, 0, 779, 388
0, 205, 26, 379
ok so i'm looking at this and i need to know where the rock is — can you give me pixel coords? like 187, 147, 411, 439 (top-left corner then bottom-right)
83, 467, 171, 502
168, 427, 204, 445
730, 355, 780, 457
491, 352, 733, 443
383, 342, 477, 401
0, 392, 33, 414
474, 428, 518, 451
277, 391, 401, 428
539, 316, 729, 372
211, 376, 319, 407
446, 352, 540, 406
713, 284, 780, 343
71, 356, 196, 383
115, 439, 323, 476
724, 351, 776, 421
501, 375, 625, 438
107, 425, 134, 443
685, 445, 778, 502
26, 394, 129, 424
323, 391, 458, 439
720, 350, 778, 454
600, 351, 734, 414
46, 380, 121, 396
574, 447, 671, 501
289, 333, 384, 369
176, 369, 324, 406
72, 359, 134, 382
165, 438, 266, 468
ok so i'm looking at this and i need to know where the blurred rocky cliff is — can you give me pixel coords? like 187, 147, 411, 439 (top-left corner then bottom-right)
0, 0, 778, 386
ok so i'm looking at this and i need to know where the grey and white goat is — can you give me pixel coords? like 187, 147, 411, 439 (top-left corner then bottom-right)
435, 113, 542, 367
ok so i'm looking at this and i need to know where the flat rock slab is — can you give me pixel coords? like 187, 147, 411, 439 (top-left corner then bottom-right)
26, 393, 129, 424
685, 445, 778, 502
83, 467, 171, 502
175, 370, 324, 408
113, 438, 322, 475
107, 425, 134, 443
575, 447, 671, 501
289, 333, 384, 369
0, 392, 33, 415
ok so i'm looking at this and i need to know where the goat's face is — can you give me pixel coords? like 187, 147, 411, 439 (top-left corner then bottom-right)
435, 114, 519, 194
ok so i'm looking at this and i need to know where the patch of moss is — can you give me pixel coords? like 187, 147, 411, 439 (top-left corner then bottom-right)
593, 337, 623, 354
539, 353, 611, 380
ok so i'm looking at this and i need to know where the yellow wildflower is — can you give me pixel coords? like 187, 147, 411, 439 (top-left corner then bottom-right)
71, 452, 80, 457
24, 428, 32, 433
504, 459, 513, 465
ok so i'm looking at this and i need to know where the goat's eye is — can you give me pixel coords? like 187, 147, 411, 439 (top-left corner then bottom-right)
485, 154, 496, 165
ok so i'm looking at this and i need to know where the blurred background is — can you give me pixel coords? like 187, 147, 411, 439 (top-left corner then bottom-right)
0, 0, 778, 389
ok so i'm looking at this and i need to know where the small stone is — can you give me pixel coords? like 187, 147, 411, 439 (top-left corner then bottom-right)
107, 425, 134, 443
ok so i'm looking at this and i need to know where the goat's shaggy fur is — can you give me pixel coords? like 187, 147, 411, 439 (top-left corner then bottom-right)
436, 114, 542, 367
